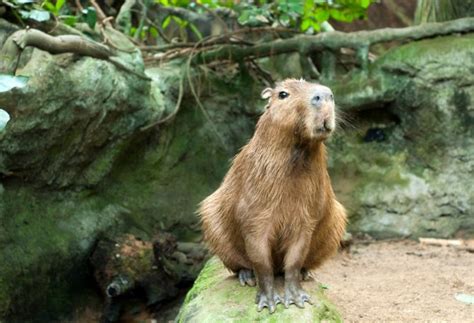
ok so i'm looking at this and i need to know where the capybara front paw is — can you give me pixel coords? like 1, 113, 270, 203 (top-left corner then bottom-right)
238, 269, 256, 287
255, 290, 282, 313
283, 285, 313, 309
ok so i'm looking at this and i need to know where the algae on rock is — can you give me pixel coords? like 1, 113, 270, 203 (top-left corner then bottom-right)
177, 257, 342, 323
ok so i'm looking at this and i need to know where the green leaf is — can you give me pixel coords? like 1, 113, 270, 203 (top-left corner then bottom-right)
189, 23, 203, 40
61, 15, 77, 26
162, 16, 171, 29
172, 15, 187, 27
56, 0, 65, 12
314, 8, 329, 22
361, 0, 371, 9
237, 10, 251, 25
20, 9, 50, 22
311, 20, 321, 31
300, 19, 311, 31
42, 1, 56, 14
149, 26, 159, 38
280, 13, 290, 26
287, 0, 304, 15
82, 7, 97, 29
0, 75, 29, 93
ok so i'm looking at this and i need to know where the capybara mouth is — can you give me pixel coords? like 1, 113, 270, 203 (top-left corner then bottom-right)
314, 126, 333, 138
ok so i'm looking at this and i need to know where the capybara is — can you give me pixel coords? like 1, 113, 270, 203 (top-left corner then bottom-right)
199, 79, 347, 313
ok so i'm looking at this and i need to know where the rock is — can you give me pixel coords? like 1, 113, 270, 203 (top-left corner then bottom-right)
176, 258, 342, 322
326, 34, 474, 238
0, 59, 258, 319
0, 20, 168, 188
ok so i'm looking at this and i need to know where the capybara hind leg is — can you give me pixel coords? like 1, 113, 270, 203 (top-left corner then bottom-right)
204, 224, 251, 272
304, 203, 346, 270
219, 249, 252, 273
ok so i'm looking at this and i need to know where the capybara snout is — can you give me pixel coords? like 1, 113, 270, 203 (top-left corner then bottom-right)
261, 79, 336, 141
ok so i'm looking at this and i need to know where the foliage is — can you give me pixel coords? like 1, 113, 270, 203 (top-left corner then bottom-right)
157, 0, 375, 33
1, 0, 374, 45
1, 0, 97, 28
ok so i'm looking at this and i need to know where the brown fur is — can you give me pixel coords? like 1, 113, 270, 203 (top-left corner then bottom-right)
199, 79, 346, 278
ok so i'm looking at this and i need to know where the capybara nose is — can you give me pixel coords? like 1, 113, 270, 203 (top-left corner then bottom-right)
324, 119, 333, 132
311, 91, 333, 107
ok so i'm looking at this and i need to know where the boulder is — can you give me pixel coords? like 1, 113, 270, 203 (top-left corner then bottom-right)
177, 257, 342, 322
327, 34, 474, 238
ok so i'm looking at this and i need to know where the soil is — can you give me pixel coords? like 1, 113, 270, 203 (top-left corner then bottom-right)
71, 239, 473, 322
316, 239, 474, 322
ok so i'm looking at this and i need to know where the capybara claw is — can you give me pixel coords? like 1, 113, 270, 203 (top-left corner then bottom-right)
256, 291, 281, 313
284, 288, 312, 309
238, 269, 256, 287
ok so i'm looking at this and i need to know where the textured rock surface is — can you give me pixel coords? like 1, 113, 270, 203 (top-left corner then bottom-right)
0, 185, 129, 318
0, 24, 259, 317
327, 34, 474, 238
0, 48, 163, 188
176, 257, 342, 322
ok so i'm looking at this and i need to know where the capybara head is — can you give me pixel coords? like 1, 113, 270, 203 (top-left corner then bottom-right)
261, 79, 336, 141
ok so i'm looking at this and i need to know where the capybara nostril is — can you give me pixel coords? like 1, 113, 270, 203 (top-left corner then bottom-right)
311, 91, 333, 107
311, 95, 322, 107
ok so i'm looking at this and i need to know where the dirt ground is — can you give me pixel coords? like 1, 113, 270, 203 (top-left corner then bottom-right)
316, 239, 474, 322
72, 239, 473, 322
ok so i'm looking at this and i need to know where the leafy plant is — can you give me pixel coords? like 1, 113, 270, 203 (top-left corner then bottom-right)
156, 0, 375, 34
41, 0, 65, 16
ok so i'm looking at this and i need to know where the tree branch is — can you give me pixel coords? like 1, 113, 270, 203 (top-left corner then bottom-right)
191, 17, 474, 64
0, 28, 113, 73
0, 28, 150, 80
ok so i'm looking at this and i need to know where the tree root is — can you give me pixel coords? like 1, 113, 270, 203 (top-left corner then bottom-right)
0, 28, 113, 74
0, 28, 150, 80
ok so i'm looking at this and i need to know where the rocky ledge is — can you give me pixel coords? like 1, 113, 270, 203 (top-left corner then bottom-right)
176, 257, 342, 322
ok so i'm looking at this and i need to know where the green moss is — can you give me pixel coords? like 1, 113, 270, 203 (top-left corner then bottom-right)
177, 258, 342, 323
375, 34, 474, 70
0, 184, 125, 319
97, 70, 257, 239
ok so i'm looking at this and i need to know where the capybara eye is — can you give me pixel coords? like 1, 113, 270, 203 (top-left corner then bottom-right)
315, 96, 321, 101
278, 91, 289, 100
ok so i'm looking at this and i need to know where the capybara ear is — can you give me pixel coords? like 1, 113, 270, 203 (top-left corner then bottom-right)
261, 88, 273, 100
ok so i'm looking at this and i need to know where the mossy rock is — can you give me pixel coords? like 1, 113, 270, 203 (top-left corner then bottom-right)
177, 258, 342, 322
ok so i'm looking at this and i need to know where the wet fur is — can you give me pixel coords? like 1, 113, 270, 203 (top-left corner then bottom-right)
199, 79, 347, 276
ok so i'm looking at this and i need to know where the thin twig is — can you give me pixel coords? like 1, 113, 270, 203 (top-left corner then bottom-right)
89, 0, 112, 27
166, 16, 474, 65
